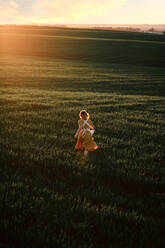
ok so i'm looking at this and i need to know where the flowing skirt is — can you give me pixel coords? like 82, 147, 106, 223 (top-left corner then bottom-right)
75, 130, 98, 152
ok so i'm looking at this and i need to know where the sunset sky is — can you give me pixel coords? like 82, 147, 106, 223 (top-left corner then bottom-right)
0, 0, 165, 25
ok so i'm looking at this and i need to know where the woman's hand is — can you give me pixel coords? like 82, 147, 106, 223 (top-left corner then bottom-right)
90, 125, 95, 130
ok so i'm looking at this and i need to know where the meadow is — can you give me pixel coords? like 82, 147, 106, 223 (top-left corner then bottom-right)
0, 27, 165, 247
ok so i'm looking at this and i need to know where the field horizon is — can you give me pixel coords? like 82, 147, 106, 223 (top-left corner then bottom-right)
0, 27, 165, 248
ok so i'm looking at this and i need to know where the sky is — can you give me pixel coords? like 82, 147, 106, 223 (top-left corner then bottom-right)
0, 0, 165, 25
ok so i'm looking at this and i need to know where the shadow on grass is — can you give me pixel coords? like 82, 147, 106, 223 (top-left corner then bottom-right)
87, 148, 165, 196
1, 147, 165, 248
1, 144, 164, 197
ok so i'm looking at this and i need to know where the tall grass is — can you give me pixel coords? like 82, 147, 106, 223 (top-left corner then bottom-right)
0, 28, 165, 247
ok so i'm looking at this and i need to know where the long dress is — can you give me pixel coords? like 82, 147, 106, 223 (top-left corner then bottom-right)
75, 119, 98, 152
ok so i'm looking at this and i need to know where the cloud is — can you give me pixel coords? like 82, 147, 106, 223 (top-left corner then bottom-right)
0, 0, 29, 23
0, 1, 19, 19
0, 0, 128, 24
33, 0, 128, 23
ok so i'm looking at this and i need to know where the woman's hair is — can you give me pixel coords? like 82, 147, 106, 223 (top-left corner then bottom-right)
79, 110, 90, 119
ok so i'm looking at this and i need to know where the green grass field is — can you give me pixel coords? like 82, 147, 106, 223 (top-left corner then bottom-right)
0, 27, 165, 248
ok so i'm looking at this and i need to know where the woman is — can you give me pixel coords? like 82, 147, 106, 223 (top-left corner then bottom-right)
74, 110, 98, 156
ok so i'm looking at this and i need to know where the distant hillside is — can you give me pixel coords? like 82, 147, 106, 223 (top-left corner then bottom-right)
67, 24, 165, 32
1, 24, 165, 33
1, 26, 165, 68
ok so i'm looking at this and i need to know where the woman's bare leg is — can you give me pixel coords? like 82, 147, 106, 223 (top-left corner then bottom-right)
84, 150, 88, 157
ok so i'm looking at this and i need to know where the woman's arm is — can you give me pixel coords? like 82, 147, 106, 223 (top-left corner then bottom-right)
74, 125, 83, 138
